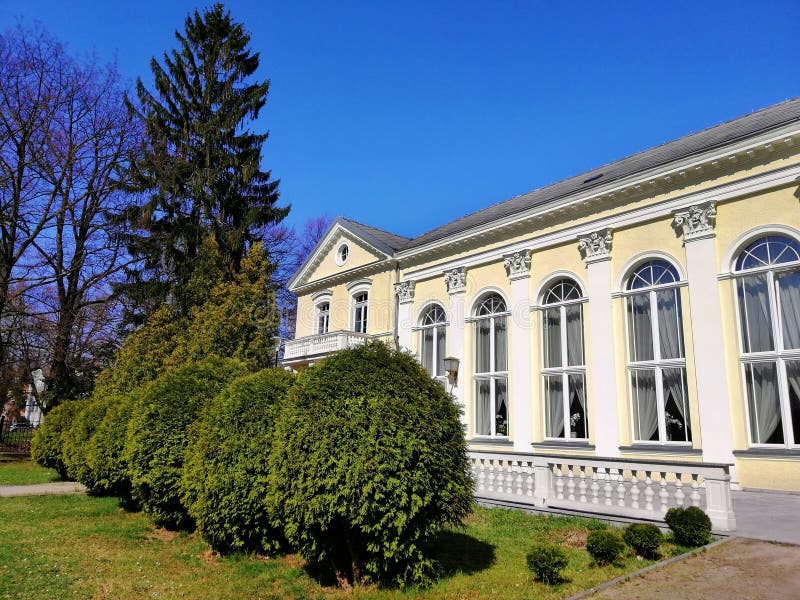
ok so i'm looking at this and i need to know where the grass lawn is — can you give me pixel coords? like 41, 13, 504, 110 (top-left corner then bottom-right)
0, 456, 61, 486
0, 493, 690, 600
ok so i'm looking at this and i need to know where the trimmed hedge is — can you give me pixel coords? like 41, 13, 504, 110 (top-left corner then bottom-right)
181, 368, 295, 554
526, 542, 569, 584
622, 523, 662, 559
664, 506, 712, 547
30, 400, 85, 479
586, 530, 626, 565
268, 343, 474, 587
84, 391, 138, 498
61, 394, 114, 486
125, 357, 247, 530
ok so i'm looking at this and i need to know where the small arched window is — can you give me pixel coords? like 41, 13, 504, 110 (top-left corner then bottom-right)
316, 301, 330, 334
541, 278, 587, 440
419, 305, 447, 380
474, 293, 508, 437
734, 235, 800, 446
352, 292, 368, 333
625, 259, 690, 443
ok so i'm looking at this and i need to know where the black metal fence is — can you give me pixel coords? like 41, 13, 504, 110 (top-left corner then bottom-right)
0, 414, 42, 454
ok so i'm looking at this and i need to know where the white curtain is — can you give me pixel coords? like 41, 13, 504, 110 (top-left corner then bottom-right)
494, 317, 507, 372
786, 361, 800, 442
628, 293, 654, 362
778, 271, 800, 350
495, 378, 508, 436
566, 305, 584, 366
421, 329, 434, 376
545, 375, 564, 438
569, 374, 587, 438
475, 321, 490, 374
544, 308, 562, 368
632, 370, 659, 441
476, 379, 491, 435
738, 275, 774, 353
436, 327, 446, 377
747, 362, 781, 444
657, 289, 684, 360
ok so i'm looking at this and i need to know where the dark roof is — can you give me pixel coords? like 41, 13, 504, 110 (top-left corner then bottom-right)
337, 217, 411, 253
350, 97, 800, 253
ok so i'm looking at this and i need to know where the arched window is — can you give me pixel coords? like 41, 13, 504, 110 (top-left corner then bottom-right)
316, 301, 330, 334
474, 293, 508, 437
625, 259, 691, 443
734, 235, 800, 446
541, 278, 587, 440
419, 305, 447, 381
353, 292, 368, 333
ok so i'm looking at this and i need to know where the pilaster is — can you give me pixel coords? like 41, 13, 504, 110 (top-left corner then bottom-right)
394, 280, 415, 352
504, 250, 533, 451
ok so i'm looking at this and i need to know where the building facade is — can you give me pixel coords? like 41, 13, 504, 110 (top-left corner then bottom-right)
285, 99, 800, 528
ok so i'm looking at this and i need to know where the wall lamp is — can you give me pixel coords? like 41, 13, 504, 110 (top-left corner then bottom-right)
443, 356, 460, 385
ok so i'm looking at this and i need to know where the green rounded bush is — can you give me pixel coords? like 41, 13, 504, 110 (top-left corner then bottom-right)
30, 400, 85, 479
84, 391, 138, 498
181, 368, 295, 554
526, 542, 569, 584
125, 357, 247, 529
61, 394, 114, 486
268, 343, 474, 587
664, 506, 712, 547
586, 530, 626, 565
622, 523, 662, 559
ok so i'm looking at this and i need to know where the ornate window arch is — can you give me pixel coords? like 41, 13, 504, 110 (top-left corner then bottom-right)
418, 304, 447, 381
733, 234, 800, 447
473, 292, 509, 437
540, 277, 588, 440
624, 258, 691, 443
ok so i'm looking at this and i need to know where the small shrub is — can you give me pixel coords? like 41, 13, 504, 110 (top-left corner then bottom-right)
84, 391, 138, 498
586, 519, 609, 531
30, 401, 85, 479
622, 523, 662, 559
586, 530, 626, 565
664, 506, 712, 547
181, 368, 295, 554
526, 542, 568, 584
125, 357, 247, 530
61, 394, 114, 486
269, 343, 474, 587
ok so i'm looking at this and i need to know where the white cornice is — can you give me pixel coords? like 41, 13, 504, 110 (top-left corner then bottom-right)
292, 258, 396, 294
402, 161, 800, 282
395, 123, 800, 262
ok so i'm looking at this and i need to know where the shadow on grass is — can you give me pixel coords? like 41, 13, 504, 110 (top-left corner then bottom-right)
428, 530, 496, 577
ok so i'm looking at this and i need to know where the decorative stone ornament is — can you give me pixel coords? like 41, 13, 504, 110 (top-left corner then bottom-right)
673, 201, 716, 242
394, 280, 415, 303
444, 267, 467, 294
503, 250, 532, 280
578, 229, 613, 263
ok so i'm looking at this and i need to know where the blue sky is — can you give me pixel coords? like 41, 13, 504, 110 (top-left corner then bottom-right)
2, 1, 798, 238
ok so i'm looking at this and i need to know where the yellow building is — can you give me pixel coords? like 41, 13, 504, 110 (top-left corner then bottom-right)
285, 99, 800, 530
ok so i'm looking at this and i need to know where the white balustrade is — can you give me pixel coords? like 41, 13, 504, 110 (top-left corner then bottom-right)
468, 451, 736, 531
283, 330, 374, 361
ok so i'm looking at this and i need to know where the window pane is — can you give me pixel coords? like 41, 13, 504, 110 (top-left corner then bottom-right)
631, 369, 659, 441
737, 275, 774, 353
662, 368, 691, 442
476, 379, 491, 435
495, 378, 508, 436
628, 293, 654, 362
543, 308, 562, 368
657, 289, 684, 360
544, 375, 564, 438
786, 361, 800, 445
436, 328, 446, 377
744, 362, 783, 444
777, 270, 800, 350
494, 316, 507, 372
568, 374, 588, 439
475, 321, 490, 374
421, 329, 434, 376
566, 304, 584, 366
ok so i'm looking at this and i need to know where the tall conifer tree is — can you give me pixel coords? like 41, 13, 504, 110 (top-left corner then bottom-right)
119, 3, 287, 319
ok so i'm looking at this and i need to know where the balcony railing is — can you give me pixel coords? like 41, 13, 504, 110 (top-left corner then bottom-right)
283, 330, 375, 362
468, 450, 736, 531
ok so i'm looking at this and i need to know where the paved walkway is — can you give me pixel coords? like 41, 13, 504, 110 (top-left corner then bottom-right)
0, 481, 86, 497
732, 489, 800, 545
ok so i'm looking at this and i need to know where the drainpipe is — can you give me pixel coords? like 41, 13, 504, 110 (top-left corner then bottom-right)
393, 262, 400, 349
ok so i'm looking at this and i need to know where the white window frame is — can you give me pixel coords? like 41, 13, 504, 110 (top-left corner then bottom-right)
352, 291, 368, 333
623, 260, 691, 446
733, 235, 800, 448
417, 304, 448, 384
316, 301, 330, 335
539, 279, 588, 441
471, 294, 510, 438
